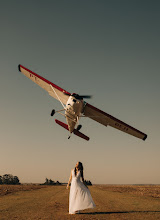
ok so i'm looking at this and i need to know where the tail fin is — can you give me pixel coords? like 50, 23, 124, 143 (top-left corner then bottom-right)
55, 119, 90, 141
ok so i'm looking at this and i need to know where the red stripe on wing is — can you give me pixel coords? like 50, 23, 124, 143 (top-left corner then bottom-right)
86, 103, 147, 139
19, 64, 71, 95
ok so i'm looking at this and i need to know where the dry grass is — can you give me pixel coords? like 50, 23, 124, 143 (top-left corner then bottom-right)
0, 184, 47, 196
0, 184, 160, 220
96, 184, 160, 198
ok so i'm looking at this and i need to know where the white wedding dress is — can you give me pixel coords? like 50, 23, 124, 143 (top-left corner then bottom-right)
69, 169, 96, 214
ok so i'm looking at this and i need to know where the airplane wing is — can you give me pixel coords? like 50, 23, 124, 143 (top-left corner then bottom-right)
84, 103, 147, 141
18, 65, 70, 105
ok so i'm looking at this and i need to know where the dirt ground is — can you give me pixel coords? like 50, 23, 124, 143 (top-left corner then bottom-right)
0, 184, 160, 220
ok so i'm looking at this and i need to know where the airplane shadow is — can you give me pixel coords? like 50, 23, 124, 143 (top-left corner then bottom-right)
79, 210, 160, 215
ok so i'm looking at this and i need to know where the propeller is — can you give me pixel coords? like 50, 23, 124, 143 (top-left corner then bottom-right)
77, 95, 92, 99
63, 92, 92, 99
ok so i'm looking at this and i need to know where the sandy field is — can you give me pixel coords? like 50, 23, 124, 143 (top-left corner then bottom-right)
0, 184, 160, 220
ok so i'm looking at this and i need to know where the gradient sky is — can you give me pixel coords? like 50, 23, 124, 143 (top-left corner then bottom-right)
0, 0, 160, 184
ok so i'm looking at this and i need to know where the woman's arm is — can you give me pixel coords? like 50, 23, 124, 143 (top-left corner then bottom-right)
66, 170, 72, 189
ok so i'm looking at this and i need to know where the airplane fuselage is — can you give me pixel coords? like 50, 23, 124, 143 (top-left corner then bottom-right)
65, 96, 84, 133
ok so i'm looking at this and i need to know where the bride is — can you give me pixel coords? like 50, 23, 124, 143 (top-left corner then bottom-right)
66, 162, 96, 214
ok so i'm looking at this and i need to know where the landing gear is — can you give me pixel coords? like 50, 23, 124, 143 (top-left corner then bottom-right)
51, 109, 55, 116
77, 125, 82, 131
68, 136, 71, 139
51, 109, 65, 117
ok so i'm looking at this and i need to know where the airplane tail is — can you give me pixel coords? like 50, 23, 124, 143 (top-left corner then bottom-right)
55, 119, 90, 141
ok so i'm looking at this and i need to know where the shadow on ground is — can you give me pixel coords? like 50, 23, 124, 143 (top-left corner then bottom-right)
79, 211, 160, 215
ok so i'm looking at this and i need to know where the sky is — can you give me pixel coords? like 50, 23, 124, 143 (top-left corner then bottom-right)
0, 0, 160, 184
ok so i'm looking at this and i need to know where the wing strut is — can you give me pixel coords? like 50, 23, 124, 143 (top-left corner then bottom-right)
50, 85, 66, 109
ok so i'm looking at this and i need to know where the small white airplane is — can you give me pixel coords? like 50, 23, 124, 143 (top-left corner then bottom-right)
18, 65, 147, 141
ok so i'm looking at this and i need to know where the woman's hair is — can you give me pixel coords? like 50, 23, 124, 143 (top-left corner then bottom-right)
74, 162, 84, 180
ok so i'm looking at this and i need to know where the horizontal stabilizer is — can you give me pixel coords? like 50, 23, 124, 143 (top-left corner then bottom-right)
55, 119, 90, 141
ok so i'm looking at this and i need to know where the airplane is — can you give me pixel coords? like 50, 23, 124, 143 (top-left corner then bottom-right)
18, 64, 147, 141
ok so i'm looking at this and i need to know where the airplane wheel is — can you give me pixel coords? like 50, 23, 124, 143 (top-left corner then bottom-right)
51, 109, 55, 116
77, 125, 82, 131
